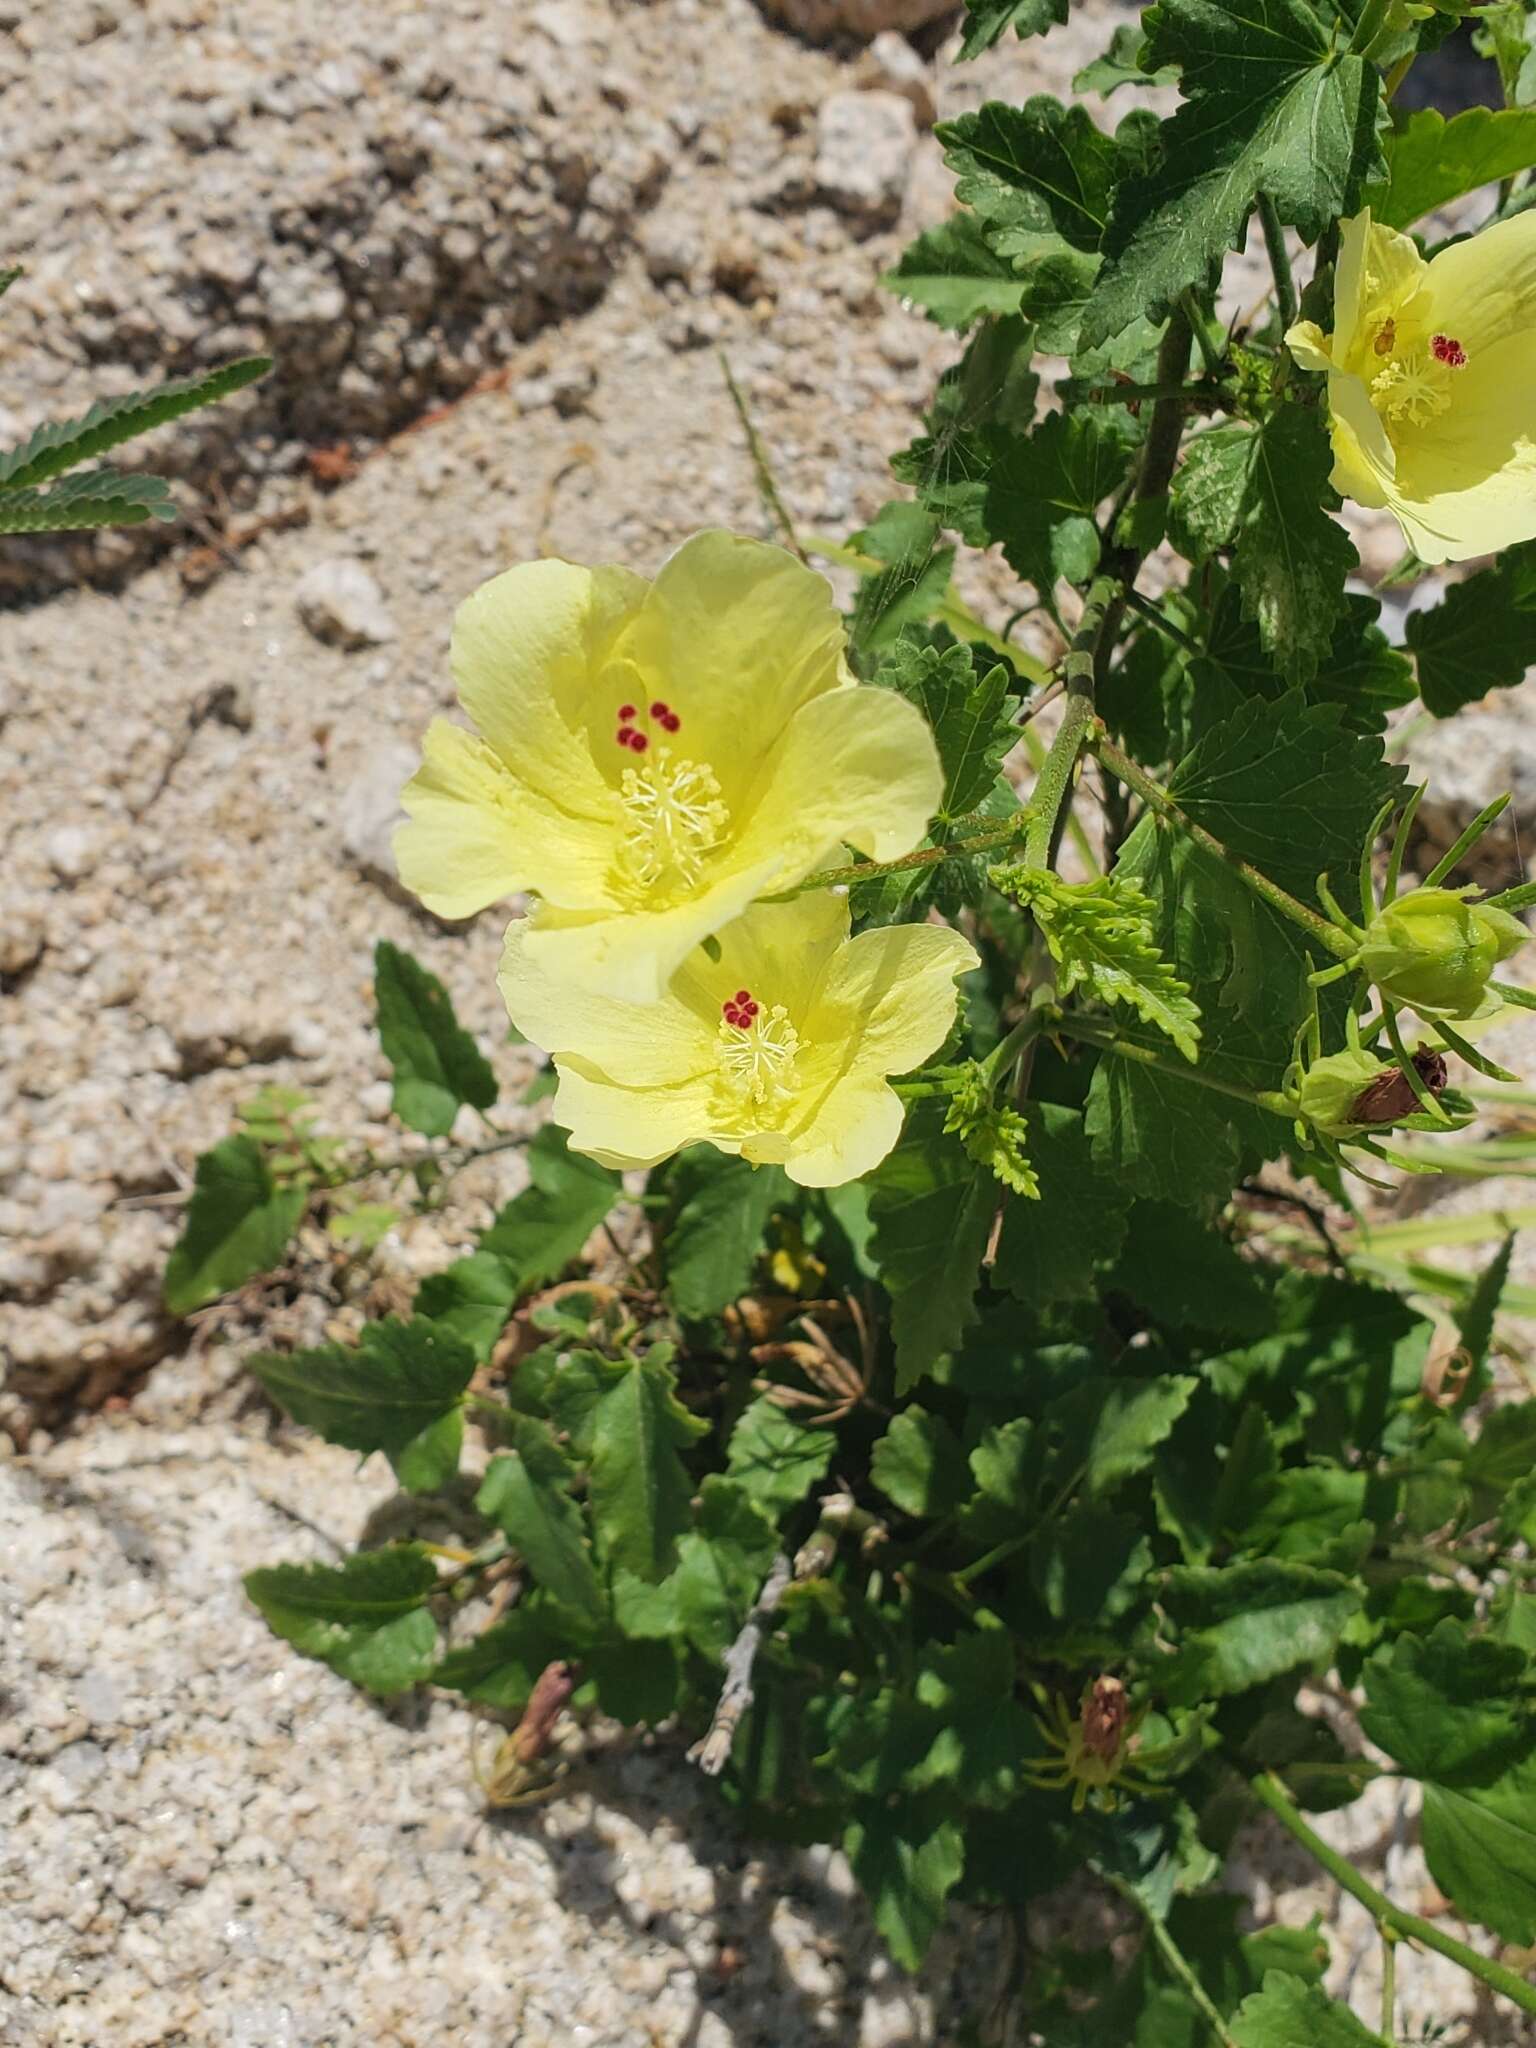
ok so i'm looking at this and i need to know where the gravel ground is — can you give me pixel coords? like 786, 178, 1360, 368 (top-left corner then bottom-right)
3, 0, 1535, 2039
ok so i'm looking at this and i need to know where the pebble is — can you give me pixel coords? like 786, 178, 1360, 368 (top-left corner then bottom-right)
759, 0, 956, 39
336, 737, 422, 887
857, 32, 937, 127
294, 558, 397, 650
814, 90, 917, 223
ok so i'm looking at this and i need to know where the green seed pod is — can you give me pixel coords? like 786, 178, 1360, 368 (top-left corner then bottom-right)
1353, 887, 1527, 1019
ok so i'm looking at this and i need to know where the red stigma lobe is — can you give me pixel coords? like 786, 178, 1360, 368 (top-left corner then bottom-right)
1431, 334, 1467, 368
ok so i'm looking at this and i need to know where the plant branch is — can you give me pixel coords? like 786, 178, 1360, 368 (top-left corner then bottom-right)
1092, 736, 1356, 958
1106, 1874, 1240, 2048
1256, 192, 1297, 331
718, 349, 806, 563
761, 818, 1026, 902
1251, 1773, 1536, 2017
1053, 1013, 1289, 1111
688, 1551, 793, 1777
1023, 572, 1122, 869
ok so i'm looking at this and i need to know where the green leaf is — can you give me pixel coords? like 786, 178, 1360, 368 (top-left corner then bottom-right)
958, 0, 1066, 60
908, 410, 1139, 599
996, 1102, 1132, 1307
1075, 23, 1181, 95
1162, 1562, 1362, 1704
1162, 690, 1403, 908
847, 503, 956, 656
1084, 0, 1383, 345
1360, 1619, 1531, 1781
1370, 105, 1536, 230
1231, 1973, 1387, 2047
660, 1475, 779, 1658
432, 1592, 577, 1708
940, 96, 1153, 261
1192, 584, 1416, 741
1453, 1233, 1513, 1414
1047, 1374, 1199, 1494
662, 1150, 788, 1320
1032, 1503, 1152, 1621
477, 1124, 621, 1293
868, 1101, 997, 1393
844, 1806, 966, 1970
726, 1396, 835, 1514
1171, 413, 1357, 684
588, 1350, 708, 1582
1111, 1201, 1276, 1340
1002, 868, 1201, 1058
1404, 540, 1536, 716
1466, 1398, 1536, 1496
163, 1130, 309, 1318
477, 1425, 605, 1622
0, 468, 177, 533
244, 1547, 438, 1696
1418, 1757, 1536, 1944
0, 265, 22, 299
881, 214, 1025, 329
163, 1135, 307, 1316
876, 636, 1019, 818
0, 355, 269, 491
251, 1317, 474, 1492
414, 1250, 519, 1363
871, 1406, 972, 1517
373, 940, 497, 1136
907, 1631, 1039, 1804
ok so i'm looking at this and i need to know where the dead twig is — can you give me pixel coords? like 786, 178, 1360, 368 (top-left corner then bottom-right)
688, 1552, 793, 1777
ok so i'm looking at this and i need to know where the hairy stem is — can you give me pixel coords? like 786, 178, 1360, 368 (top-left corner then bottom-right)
1092, 736, 1357, 958
762, 819, 1025, 902
1054, 1013, 1290, 1111
1251, 1773, 1536, 2017
1106, 1875, 1240, 2048
718, 348, 806, 563
1023, 573, 1122, 869
1256, 192, 1297, 330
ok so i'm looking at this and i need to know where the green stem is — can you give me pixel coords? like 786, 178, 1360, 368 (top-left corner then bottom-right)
1124, 587, 1203, 658
1251, 1773, 1536, 2017
981, 1010, 1048, 1089
1092, 736, 1356, 958
1020, 721, 1101, 876
1054, 1013, 1289, 1111
1106, 1875, 1239, 2048
718, 348, 806, 564
761, 820, 1024, 903
1023, 574, 1121, 869
1256, 192, 1297, 331
1381, 1924, 1398, 2044
1179, 291, 1227, 378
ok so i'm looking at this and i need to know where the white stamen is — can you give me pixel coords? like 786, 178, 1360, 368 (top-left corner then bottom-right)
618, 746, 728, 893
717, 1003, 802, 1109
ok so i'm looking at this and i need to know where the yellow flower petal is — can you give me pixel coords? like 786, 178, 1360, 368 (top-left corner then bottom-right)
397, 531, 941, 997
731, 685, 944, 874
1284, 319, 1333, 374
611, 530, 850, 813
452, 556, 643, 821
1304, 208, 1536, 564
394, 719, 616, 921
1423, 208, 1536, 357
787, 922, 980, 1187
500, 894, 975, 1185
520, 851, 787, 1006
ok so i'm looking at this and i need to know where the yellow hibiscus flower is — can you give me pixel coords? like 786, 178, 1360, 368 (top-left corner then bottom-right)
394, 531, 943, 1002
1286, 206, 1536, 564
498, 892, 978, 1187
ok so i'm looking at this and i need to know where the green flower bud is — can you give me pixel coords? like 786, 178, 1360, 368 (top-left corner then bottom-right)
1354, 887, 1527, 1020
1296, 1048, 1391, 1136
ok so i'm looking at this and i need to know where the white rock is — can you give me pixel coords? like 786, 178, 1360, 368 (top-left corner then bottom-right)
858, 32, 936, 126
44, 824, 103, 883
814, 91, 916, 223
758, 0, 954, 39
294, 559, 397, 651
336, 738, 422, 887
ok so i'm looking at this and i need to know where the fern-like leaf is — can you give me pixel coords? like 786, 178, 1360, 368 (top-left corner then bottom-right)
0, 467, 177, 534
996, 866, 1203, 1061
0, 355, 270, 493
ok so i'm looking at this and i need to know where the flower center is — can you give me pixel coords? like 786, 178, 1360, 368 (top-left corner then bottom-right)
1370, 328, 1467, 427
618, 744, 729, 893
716, 988, 802, 1112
